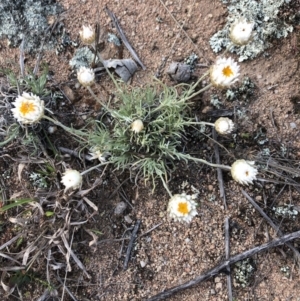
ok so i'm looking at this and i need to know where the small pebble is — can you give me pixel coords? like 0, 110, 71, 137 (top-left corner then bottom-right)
114, 202, 127, 215
124, 215, 133, 224
140, 260, 147, 268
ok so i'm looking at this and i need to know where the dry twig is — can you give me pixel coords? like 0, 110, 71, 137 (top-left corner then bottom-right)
124, 220, 141, 270
224, 217, 233, 301
105, 7, 146, 70
147, 229, 300, 301
241, 189, 300, 265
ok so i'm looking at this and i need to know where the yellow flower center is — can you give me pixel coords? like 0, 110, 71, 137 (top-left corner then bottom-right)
222, 66, 233, 77
178, 202, 189, 215
20, 101, 35, 116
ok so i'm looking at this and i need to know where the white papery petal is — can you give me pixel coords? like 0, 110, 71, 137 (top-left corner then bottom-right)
11, 92, 44, 124
231, 160, 258, 185
167, 193, 198, 223
61, 169, 82, 191
210, 57, 240, 89
77, 67, 95, 87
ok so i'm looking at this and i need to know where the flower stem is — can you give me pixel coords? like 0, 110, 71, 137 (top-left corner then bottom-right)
86, 86, 110, 111
184, 121, 215, 127
182, 154, 231, 171
159, 174, 173, 198
80, 162, 111, 176
185, 83, 212, 101
43, 115, 89, 141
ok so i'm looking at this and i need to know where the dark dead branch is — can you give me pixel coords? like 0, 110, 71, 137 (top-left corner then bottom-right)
224, 217, 233, 301
105, 7, 146, 70
146, 229, 300, 301
124, 219, 141, 270
139, 222, 163, 238
241, 189, 300, 265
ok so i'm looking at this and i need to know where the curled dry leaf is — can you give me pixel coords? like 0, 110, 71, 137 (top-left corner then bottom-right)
103, 58, 138, 82
167, 62, 191, 82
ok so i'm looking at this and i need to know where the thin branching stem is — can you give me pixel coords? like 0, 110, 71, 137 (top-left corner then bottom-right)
80, 162, 111, 176
184, 121, 215, 127
43, 115, 89, 142
86, 86, 110, 111
186, 155, 231, 171
185, 83, 212, 101
159, 174, 172, 198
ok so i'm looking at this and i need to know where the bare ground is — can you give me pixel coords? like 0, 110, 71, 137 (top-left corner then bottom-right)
1, 0, 300, 300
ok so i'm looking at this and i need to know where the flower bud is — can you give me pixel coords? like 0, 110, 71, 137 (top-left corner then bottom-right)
61, 169, 82, 192
231, 160, 258, 185
77, 67, 95, 87
131, 119, 144, 133
79, 25, 95, 45
229, 19, 254, 46
214, 117, 234, 135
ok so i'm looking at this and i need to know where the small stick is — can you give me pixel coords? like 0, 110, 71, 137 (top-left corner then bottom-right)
105, 7, 146, 70
241, 189, 300, 265
123, 220, 141, 270
139, 222, 163, 238
225, 217, 233, 301
146, 229, 300, 301
212, 129, 227, 209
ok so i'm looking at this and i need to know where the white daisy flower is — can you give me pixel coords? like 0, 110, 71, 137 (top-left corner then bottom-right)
214, 117, 234, 135
131, 119, 144, 133
231, 159, 258, 185
89, 147, 108, 162
11, 92, 44, 125
79, 25, 95, 45
229, 19, 254, 46
167, 193, 198, 223
77, 67, 95, 87
61, 169, 82, 192
210, 57, 240, 89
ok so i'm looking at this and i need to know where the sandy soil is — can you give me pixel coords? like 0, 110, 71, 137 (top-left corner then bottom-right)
1, 0, 300, 300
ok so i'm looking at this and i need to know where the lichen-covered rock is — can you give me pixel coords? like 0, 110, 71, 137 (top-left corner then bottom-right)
0, 0, 63, 52
210, 0, 293, 61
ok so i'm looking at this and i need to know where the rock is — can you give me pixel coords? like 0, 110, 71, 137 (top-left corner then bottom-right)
114, 202, 127, 216
140, 260, 147, 268
124, 215, 133, 224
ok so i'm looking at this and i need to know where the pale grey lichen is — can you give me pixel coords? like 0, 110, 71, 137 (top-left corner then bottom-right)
210, 0, 293, 61
225, 77, 256, 101
69, 47, 98, 70
273, 205, 298, 220
234, 258, 256, 287
0, 0, 63, 52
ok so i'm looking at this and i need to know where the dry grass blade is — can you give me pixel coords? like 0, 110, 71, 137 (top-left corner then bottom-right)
0, 233, 22, 251
0, 253, 22, 266
61, 233, 91, 279
1, 271, 16, 294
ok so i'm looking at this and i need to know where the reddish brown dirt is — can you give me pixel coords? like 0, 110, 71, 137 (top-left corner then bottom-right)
1, 1, 300, 301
